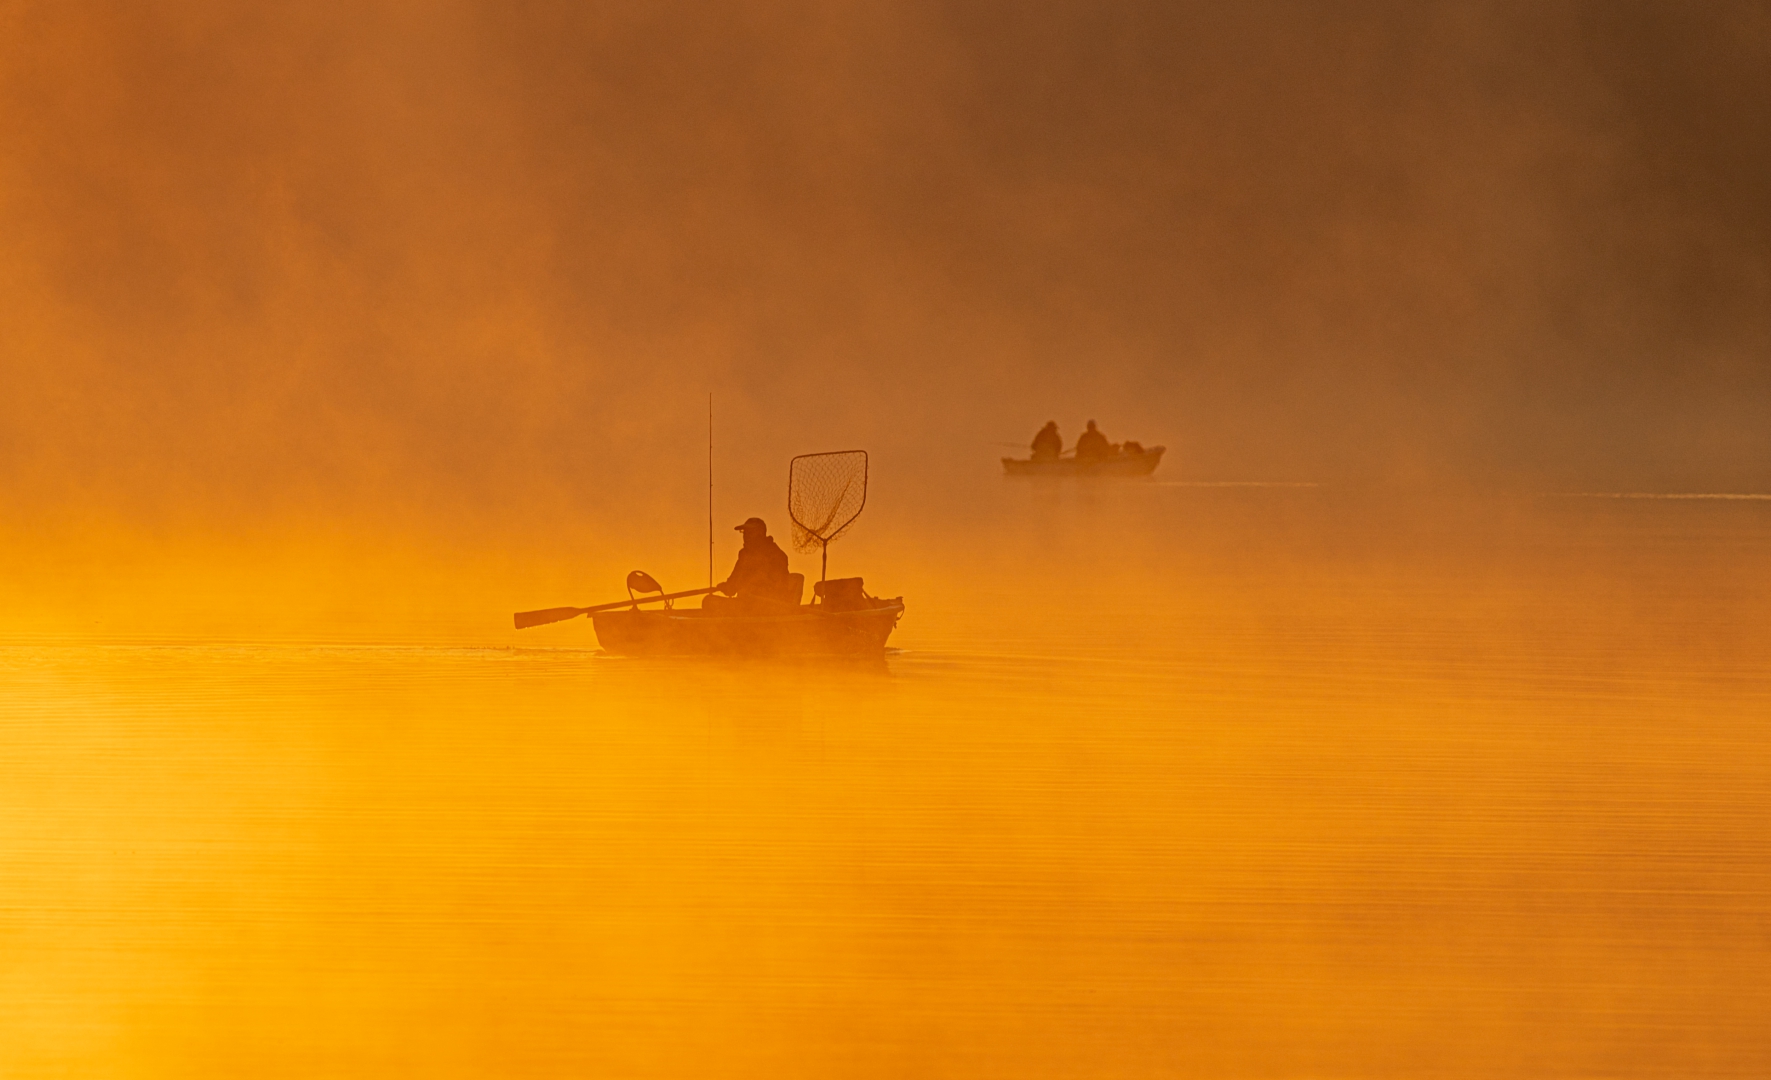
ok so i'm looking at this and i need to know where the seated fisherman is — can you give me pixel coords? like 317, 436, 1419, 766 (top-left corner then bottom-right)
1074, 419, 1113, 462
705, 517, 795, 610
1031, 421, 1063, 462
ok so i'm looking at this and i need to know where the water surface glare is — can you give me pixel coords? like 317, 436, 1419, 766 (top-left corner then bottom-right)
3, 494, 1769, 1077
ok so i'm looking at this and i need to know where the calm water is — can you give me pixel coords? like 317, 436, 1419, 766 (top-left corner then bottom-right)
4, 489, 1769, 1077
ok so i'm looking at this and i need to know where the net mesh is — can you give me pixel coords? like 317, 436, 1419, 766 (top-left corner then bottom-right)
788, 451, 868, 554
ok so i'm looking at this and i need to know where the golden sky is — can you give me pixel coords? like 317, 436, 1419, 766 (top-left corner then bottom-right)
2, 1, 1767, 534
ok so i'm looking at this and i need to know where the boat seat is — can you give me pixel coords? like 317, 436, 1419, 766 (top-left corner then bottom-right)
814, 577, 868, 611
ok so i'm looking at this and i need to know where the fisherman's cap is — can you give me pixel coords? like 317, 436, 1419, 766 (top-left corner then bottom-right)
734, 517, 768, 532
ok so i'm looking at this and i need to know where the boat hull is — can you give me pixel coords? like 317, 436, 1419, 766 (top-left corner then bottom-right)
591, 601, 905, 657
1001, 446, 1165, 477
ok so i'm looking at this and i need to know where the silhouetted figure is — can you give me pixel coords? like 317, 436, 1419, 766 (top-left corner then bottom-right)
1074, 419, 1112, 462
1121, 440, 1144, 456
1031, 421, 1063, 462
705, 517, 797, 611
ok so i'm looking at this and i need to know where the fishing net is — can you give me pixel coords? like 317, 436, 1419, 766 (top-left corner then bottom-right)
788, 450, 868, 558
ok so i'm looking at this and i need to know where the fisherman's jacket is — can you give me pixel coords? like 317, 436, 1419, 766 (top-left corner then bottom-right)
726, 537, 790, 594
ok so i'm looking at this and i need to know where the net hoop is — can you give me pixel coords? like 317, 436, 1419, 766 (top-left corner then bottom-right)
787, 450, 869, 571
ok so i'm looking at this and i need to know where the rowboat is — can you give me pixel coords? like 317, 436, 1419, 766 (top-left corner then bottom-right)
516, 574, 904, 657
591, 596, 905, 657
1002, 446, 1165, 477
513, 449, 902, 657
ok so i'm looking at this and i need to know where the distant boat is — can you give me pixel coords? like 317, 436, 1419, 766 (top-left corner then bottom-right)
1002, 446, 1165, 477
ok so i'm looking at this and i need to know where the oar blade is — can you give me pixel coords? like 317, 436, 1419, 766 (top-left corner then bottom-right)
513, 606, 585, 630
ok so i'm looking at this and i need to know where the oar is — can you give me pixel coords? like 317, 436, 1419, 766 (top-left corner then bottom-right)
514, 587, 718, 630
